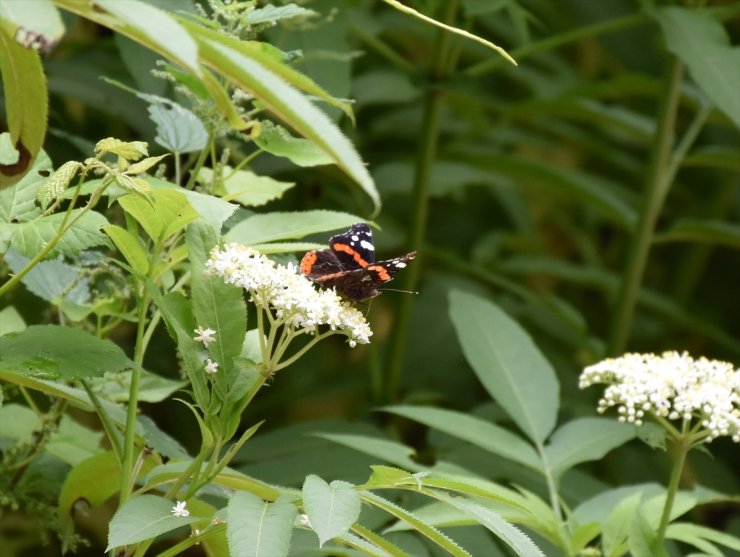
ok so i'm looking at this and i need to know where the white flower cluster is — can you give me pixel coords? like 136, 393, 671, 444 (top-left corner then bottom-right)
580, 351, 740, 442
205, 244, 372, 347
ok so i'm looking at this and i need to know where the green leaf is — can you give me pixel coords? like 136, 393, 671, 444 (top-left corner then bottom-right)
0, 150, 50, 223
187, 221, 247, 396
629, 507, 665, 557
666, 522, 740, 554
126, 154, 169, 175
544, 418, 635, 478
118, 189, 197, 241
46, 414, 103, 466
91, 370, 186, 404
431, 491, 545, 557
226, 491, 297, 557
198, 166, 295, 207
655, 7, 740, 128
147, 177, 237, 231
0, 325, 133, 380
0, 306, 25, 336
654, 218, 740, 248
94, 0, 200, 77
3, 249, 89, 304
193, 37, 379, 214
103, 224, 150, 275
382, 405, 541, 472
303, 475, 361, 546
140, 95, 207, 153
225, 210, 362, 245
602, 493, 642, 557
0, 0, 65, 49
249, 241, 325, 254
246, 3, 316, 25
35, 160, 82, 209
253, 121, 334, 167
448, 290, 560, 445
95, 137, 148, 160
0, 403, 40, 442
0, 20, 49, 188
107, 494, 200, 551
8, 208, 109, 259
315, 432, 420, 471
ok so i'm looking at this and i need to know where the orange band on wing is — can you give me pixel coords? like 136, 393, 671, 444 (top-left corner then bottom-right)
332, 243, 369, 267
300, 251, 318, 274
367, 265, 390, 281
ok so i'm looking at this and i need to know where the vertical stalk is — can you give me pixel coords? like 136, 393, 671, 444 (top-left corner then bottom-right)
656, 435, 691, 547
608, 59, 684, 354
385, 1, 458, 402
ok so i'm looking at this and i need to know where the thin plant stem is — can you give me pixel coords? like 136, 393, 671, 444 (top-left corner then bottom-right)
385, 1, 458, 402
184, 136, 213, 190
656, 435, 691, 547
608, 58, 684, 354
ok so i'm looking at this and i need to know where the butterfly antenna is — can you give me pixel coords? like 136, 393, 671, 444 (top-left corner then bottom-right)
382, 288, 419, 295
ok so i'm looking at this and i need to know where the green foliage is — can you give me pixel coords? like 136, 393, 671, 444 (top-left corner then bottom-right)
0, 0, 738, 556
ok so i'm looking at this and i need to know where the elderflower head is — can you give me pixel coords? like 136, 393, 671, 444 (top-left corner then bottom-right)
580, 351, 740, 442
205, 244, 372, 346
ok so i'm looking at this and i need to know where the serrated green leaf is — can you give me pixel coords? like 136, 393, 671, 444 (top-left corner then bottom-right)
0, 325, 132, 380
253, 121, 334, 167
0, 150, 50, 223
126, 154, 169, 175
140, 95, 208, 153
146, 176, 237, 230
9, 208, 110, 259
382, 405, 542, 472
95, 0, 201, 77
192, 36, 378, 213
226, 491, 297, 557
246, 3, 316, 24
113, 172, 151, 195
3, 249, 89, 304
35, 160, 82, 209
432, 491, 545, 557
118, 189, 197, 241
655, 7, 740, 128
225, 210, 362, 245
103, 224, 150, 275
107, 494, 200, 551
199, 166, 295, 207
449, 290, 560, 445
545, 418, 635, 478
303, 475, 361, 546
95, 138, 148, 160
0, 20, 48, 188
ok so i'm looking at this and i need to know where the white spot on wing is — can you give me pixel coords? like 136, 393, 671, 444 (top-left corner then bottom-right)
351, 235, 359, 241
394, 261, 406, 268
360, 240, 374, 251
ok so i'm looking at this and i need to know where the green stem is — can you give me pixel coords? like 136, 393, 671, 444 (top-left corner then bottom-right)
184, 135, 213, 190
607, 58, 684, 354
385, 1, 458, 402
656, 435, 691, 547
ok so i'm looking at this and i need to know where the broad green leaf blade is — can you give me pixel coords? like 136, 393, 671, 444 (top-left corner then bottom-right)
381, 405, 541, 472
227, 491, 297, 557
654, 218, 740, 248
45, 414, 103, 466
94, 0, 200, 77
147, 177, 237, 231
0, 325, 132, 380
315, 432, 420, 471
545, 418, 635, 478
225, 210, 362, 245
0, 403, 40, 441
448, 290, 559, 445
103, 224, 150, 275
187, 221, 247, 395
0, 305, 25, 335
303, 475, 361, 546
3, 249, 89, 304
602, 492, 642, 557
91, 369, 186, 404
432, 492, 545, 557
107, 494, 200, 551
141, 95, 207, 153
246, 4, 316, 25
0, 21, 48, 188
666, 522, 740, 554
655, 7, 740, 128
198, 166, 295, 207
118, 189, 197, 241
0, 150, 49, 223
253, 121, 334, 167
195, 38, 380, 214
9, 208, 109, 259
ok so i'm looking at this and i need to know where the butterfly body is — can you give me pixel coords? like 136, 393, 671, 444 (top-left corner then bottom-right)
300, 223, 416, 302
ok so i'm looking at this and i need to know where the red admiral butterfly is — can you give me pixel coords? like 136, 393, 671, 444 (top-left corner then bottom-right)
300, 223, 416, 302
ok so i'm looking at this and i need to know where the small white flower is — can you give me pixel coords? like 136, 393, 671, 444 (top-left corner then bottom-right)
171, 501, 189, 517
194, 326, 217, 347
205, 244, 372, 347
580, 351, 739, 443
204, 358, 219, 374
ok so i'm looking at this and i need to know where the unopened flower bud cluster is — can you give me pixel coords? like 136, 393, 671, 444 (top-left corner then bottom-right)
580, 351, 739, 442
205, 244, 372, 347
